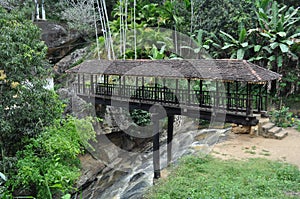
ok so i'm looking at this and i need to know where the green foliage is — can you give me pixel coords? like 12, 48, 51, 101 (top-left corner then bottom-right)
193, 0, 256, 38
0, 0, 36, 20
252, 0, 299, 70
148, 44, 180, 60
60, 0, 95, 37
220, 24, 252, 60
0, 171, 7, 197
0, 8, 63, 155
210, 0, 300, 96
149, 45, 166, 60
0, 89, 64, 155
104, 0, 190, 59
130, 109, 151, 126
270, 106, 295, 127
296, 119, 300, 132
181, 29, 215, 58
0, 8, 47, 82
9, 116, 96, 198
146, 156, 300, 198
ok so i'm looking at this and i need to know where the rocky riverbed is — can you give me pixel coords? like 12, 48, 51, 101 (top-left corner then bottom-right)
74, 115, 229, 199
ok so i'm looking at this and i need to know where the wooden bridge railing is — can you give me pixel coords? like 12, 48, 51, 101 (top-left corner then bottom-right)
74, 82, 267, 116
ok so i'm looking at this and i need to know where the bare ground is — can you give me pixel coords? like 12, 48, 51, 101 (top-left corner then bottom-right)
212, 127, 300, 168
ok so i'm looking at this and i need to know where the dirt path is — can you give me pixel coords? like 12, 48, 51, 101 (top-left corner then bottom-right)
212, 127, 300, 168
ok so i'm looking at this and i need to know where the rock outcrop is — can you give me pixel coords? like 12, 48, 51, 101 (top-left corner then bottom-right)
53, 47, 90, 85
35, 21, 85, 64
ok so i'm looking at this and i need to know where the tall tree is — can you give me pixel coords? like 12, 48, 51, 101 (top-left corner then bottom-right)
0, 7, 62, 156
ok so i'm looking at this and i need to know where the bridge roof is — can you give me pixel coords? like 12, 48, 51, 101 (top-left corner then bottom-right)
66, 59, 281, 83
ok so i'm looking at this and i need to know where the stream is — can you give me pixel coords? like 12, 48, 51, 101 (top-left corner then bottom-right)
75, 119, 229, 199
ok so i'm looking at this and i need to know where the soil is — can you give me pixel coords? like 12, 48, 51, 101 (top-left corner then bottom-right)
212, 127, 300, 168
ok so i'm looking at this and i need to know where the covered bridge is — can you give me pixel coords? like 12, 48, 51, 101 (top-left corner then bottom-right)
67, 59, 281, 125
67, 59, 281, 179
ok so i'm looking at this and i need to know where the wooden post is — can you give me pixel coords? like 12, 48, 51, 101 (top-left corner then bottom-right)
167, 115, 174, 165
199, 80, 203, 106
82, 74, 86, 94
135, 76, 139, 99
215, 81, 219, 108
152, 115, 160, 179
265, 83, 268, 111
105, 75, 109, 95
246, 83, 252, 115
226, 82, 231, 110
175, 79, 179, 103
187, 79, 191, 105
163, 78, 166, 102
77, 74, 80, 93
142, 77, 145, 100
118, 76, 122, 96
258, 85, 262, 113
123, 76, 126, 97
154, 77, 158, 101
90, 75, 94, 95
235, 81, 239, 113
249, 83, 252, 115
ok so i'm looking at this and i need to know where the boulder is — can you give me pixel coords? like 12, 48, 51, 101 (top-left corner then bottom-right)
231, 124, 253, 134
34, 21, 85, 64
77, 154, 106, 189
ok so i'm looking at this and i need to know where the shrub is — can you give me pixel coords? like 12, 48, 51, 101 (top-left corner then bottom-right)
270, 106, 295, 128
8, 116, 96, 198
130, 109, 151, 126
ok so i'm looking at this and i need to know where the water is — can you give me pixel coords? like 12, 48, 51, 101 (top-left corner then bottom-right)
90, 127, 229, 199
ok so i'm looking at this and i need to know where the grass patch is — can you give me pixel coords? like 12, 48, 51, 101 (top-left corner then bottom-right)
245, 150, 256, 154
259, 149, 271, 156
145, 155, 300, 199
259, 152, 271, 156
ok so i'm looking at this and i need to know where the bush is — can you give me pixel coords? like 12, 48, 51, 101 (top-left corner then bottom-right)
270, 106, 295, 128
296, 119, 300, 132
8, 116, 96, 198
130, 109, 151, 126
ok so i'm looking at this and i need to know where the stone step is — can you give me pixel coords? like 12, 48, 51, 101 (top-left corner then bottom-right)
262, 122, 275, 131
268, 126, 282, 135
259, 117, 270, 125
274, 131, 288, 140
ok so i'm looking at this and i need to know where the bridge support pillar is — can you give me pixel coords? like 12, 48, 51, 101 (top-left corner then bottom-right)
152, 115, 160, 180
167, 115, 174, 165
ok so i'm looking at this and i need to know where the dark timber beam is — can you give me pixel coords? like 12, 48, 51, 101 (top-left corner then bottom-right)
265, 84, 268, 111
152, 115, 160, 179
258, 85, 262, 113
187, 79, 191, 105
199, 80, 203, 106
90, 75, 94, 94
77, 74, 80, 93
246, 83, 252, 116
226, 82, 231, 110
235, 81, 239, 113
82, 74, 86, 94
167, 115, 174, 165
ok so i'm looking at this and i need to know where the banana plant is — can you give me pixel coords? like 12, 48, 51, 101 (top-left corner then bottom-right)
180, 29, 218, 59
149, 44, 166, 60
220, 25, 251, 60
181, 29, 211, 52
252, 0, 300, 70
